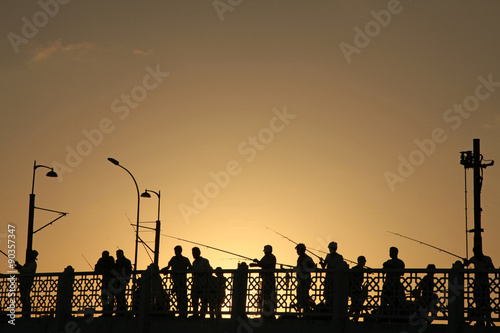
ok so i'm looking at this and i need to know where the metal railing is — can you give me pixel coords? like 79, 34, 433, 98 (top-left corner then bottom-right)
1, 264, 499, 326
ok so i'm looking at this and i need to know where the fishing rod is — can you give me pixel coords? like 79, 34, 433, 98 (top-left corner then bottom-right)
388, 231, 465, 260
265, 226, 323, 260
81, 254, 94, 270
0, 249, 8, 258
161, 233, 294, 268
265, 226, 361, 267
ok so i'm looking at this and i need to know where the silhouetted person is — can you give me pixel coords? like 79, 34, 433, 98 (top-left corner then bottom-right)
411, 264, 438, 324
319, 241, 347, 310
191, 247, 212, 318
381, 247, 405, 312
15, 250, 38, 318
161, 245, 192, 317
349, 256, 368, 322
208, 267, 226, 319
149, 263, 168, 312
113, 249, 132, 314
465, 247, 495, 327
250, 245, 277, 318
94, 250, 115, 315
413, 264, 436, 309
295, 243, 316, 313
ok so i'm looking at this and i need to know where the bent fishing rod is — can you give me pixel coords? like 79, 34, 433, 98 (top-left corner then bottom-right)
388, 231, 465, 260
265, 226, 362, 267
161, 233, 294, 268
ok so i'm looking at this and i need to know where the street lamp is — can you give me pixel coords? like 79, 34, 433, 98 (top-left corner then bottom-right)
26, 160, 58, 261
107, 158, 141, 274
141, 189, 161, 266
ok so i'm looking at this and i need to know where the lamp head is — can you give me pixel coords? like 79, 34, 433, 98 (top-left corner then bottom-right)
141, 191, 151, 198
46, 169, 58, 177
107, 158, 120, 166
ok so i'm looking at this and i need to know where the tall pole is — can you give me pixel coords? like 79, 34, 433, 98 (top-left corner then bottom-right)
26, 160, 58, 261
26, 161, 37, 261
472, 138, 483, 254
460, 139, 494, 256
108, 158, 141, 275
141, 189, 161, 266
154, 190, 161, 266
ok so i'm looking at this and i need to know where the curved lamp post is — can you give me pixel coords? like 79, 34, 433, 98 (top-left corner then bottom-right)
141, 189, 161, 266
107, 158, 141, 274
26, 161, 58, 260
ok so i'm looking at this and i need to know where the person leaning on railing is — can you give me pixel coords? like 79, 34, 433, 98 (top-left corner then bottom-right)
15, 250, 38, 318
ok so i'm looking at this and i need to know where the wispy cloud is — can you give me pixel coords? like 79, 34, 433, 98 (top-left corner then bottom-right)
32, 39, 94, 61
480, 113, 500, 129
132, 48, 153, 56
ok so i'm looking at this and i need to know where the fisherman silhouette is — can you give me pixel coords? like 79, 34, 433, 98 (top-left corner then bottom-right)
348, 256, 368, 322
191, 247, 212, 318
319, 241, 347, 310
381, 247, 405, 313
250, 244, 277, 319
15, 249, 38, 318
465, 247, 495, 327
411, 264, 438, 324
112, 249, 132, 315
148, 263, 169, 313
208, 267, 226, 319
161, 245, 192, 318
295, 243, 316, 314
94, 250, 115, 316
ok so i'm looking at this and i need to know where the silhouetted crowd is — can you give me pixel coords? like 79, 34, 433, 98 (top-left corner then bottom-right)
13, 243, 495, 327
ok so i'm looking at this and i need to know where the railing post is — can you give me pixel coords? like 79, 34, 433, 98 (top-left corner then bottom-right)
139, 268, 153, 333
448, 261, 464, 332
54, 266, 75, 332
332, 266, 348, 332
231, 262, 248, 320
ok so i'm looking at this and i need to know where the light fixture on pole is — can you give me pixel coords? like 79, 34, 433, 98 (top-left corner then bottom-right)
107, 158, 141, 275
26, 161, 59, 261
141, 189, 161, 266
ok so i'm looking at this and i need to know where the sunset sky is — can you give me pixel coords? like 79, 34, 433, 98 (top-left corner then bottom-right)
1, 1, 499, 274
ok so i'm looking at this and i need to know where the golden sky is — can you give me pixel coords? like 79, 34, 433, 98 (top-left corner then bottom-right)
1, 1, 499, 274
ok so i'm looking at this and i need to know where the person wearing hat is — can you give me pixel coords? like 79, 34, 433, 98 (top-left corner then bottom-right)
319, 241, 346, 310
250, 245, 277, 318
295, 243, 316, 313
15, 249, 38, 318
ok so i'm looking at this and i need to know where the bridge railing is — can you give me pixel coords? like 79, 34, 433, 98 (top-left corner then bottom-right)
1, 264, 499, 326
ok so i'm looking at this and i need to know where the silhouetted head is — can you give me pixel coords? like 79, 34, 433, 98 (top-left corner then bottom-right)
29, 250, 39, 261
427, 264, 436, 275
389, 247, 398, 259
473, 246, 483, 258
192, 247, 201, 259
174, 245, 182, 255
296, 243, 306, 255
102, 251, 110, 258
215, 267, 223, 277
328, 242, 338, 253
357, 256, 366, 266
116, 249, 124, 259
264, 245, 272, 254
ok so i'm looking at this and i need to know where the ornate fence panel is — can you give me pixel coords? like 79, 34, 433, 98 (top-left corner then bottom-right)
1, 266, 499, 325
